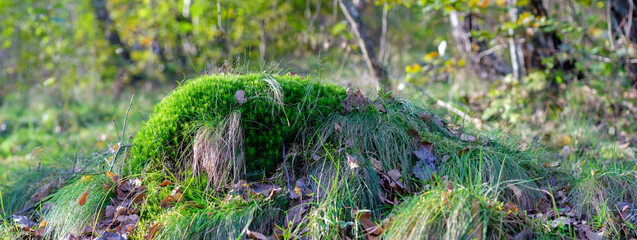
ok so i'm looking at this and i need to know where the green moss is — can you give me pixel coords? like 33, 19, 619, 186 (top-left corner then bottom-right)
129, 73, 346, 176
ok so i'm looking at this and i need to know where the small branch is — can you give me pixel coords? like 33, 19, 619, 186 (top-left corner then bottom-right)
435, 100, 486, 130
110, 94, 134, 172
338, 0, 392, 91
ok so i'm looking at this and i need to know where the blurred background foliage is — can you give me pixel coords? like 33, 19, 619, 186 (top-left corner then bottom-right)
1, 0, 636, 204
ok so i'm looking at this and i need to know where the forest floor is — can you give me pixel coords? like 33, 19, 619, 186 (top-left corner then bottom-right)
0, 71, 636, 239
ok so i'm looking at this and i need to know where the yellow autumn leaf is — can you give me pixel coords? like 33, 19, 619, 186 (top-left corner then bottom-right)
517, 12, 533, 24
596, 1, 604, 8
423, 51, 439, 61
496, 0, 506, 6
444, 59, 454, 67
479, 0, 489, 8
468, 0, 480, 7
405, 63, 422, 73
457, 58, 467, 67
80, 175, 93, 182
562, 135, 572, 146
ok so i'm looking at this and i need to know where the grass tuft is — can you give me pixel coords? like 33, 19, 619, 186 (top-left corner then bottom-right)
43, 175, 110, 239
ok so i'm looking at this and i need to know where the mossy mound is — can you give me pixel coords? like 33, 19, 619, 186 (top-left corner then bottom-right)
129, 74, 346, 178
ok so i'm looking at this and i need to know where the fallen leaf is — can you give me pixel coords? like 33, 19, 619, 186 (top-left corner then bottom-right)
387, 169, 401, 181
413, 145, 437, 182
158, 179, 173, 187
246, 229, 269, 240
354, 210, 382, 236
370, 157, 382, 170
105, 171, 117, 182
250, 182, 283, 200
78, 189, 89, 206
12, 215, 35, 229
342, 89, 370, 112
335, 123, 342, 132
346, 153, 359, 169
160, 192, 183, 208
235, 90, 247, 105
144, 222, 162, 240
506, 183, 523, 204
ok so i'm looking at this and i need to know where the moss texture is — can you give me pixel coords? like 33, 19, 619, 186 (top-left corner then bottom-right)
129, 74, 346, 176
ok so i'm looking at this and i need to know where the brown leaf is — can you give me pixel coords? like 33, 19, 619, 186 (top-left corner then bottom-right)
342, 89, 370, 112
105, 171, 118, 183
286, 203, 309, 229
250, 182, 283, 200
354, 210, 382, 236
235, 90, 247, 105
145, 222, 162, 240
132, 193, 147, 204
334, 123, 342, 132
417, 112, 433, 122
246, 229, 269, 240
506, 184, 522, 204
160, 192, 183, 208
158, 179, 173, 187
370, 157, 382, 170
346, 153, 359, 169
387, 169, 401, 181
78, 189, 89, 206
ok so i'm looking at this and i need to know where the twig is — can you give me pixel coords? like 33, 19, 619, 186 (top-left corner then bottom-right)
435, 100, 486, 130
590, 54, 637, 63
110, 94, 134, 172
283, 141, 291, 191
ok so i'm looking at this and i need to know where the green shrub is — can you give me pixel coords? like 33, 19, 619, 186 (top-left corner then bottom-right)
128, 73, 346, 177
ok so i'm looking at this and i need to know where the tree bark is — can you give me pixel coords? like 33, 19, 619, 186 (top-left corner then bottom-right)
610, 0, 637, 83
449, 11, 511, 79
92, 0, 132, 63
217, 0, 232, 70
338, 0, 392, 91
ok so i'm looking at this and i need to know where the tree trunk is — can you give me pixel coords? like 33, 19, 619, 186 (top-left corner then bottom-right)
217, 0, 232, 70
92, 0, 136, 99
449, 11, 511, 79
610, 0, 637, 84
338, 0, 392, 91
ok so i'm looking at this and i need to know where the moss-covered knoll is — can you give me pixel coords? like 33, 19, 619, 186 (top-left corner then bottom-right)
129, 74, 346, 176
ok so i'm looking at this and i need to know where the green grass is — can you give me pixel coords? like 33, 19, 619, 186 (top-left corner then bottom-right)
384, 182, 521, 239
42, 174, 111, 239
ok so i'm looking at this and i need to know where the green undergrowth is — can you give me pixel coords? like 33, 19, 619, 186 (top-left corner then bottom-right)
11, 73, 635, 239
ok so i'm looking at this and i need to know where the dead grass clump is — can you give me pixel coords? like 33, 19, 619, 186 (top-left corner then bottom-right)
191, 111, 245, 191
